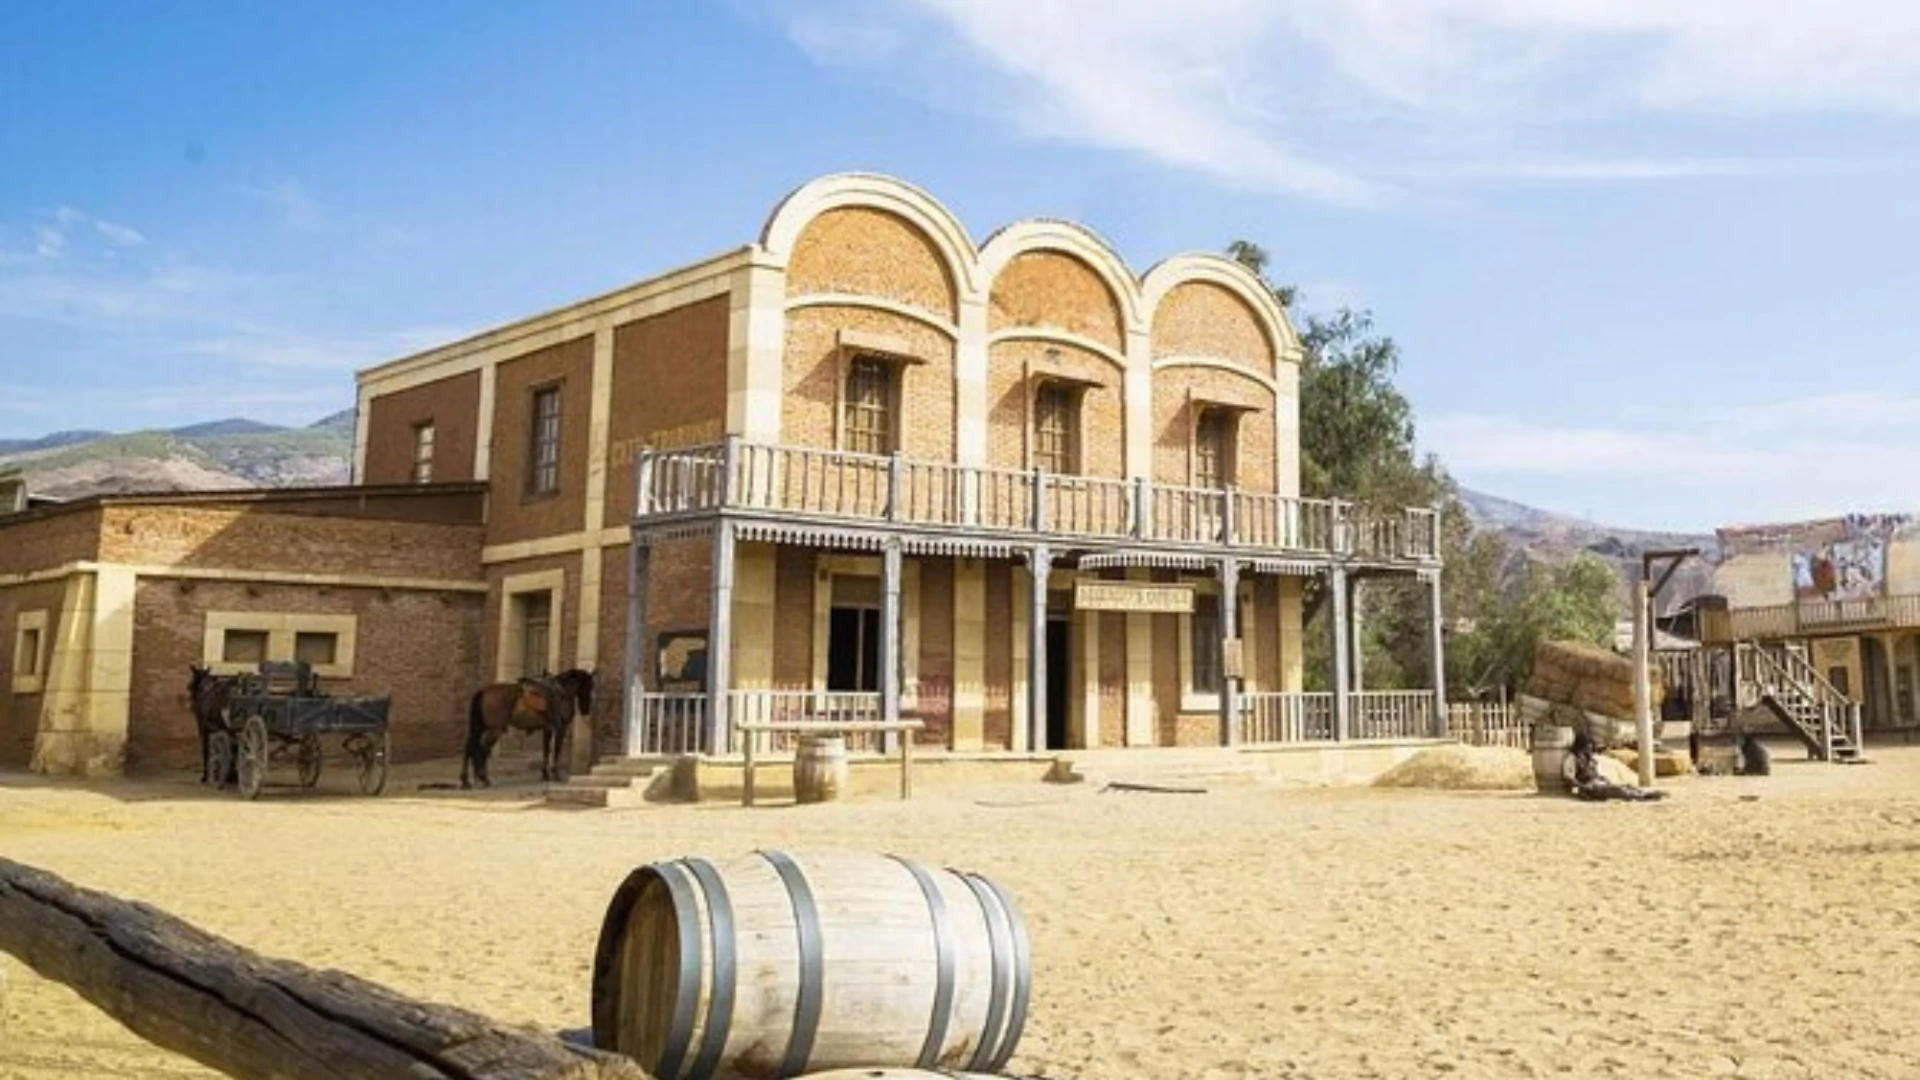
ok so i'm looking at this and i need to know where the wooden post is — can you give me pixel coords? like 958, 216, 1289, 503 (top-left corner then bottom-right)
1633, 579, 1655, 787
1027, 545, 1052, 753
1329, 565, 1351, 741
881, 539, 903, 756
742, 730, 756, 807
1218, 557, 1241, 747
1428, 568, 1447, 738
1349, 576, 1366, 693
0, 859, 646, 1080
706, 520, 736, 756
901, 728, 914, 800
622, 541, 651, 757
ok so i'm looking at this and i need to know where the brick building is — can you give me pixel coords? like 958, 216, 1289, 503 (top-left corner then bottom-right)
355, 173, 1445, 761
0, 486, 487, 775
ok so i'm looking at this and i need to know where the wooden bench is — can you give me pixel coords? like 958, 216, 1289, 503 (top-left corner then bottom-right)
735, 719, 926, 807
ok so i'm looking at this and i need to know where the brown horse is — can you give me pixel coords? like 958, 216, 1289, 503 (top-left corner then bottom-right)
461, 668, 594, 788
187, 664, 236, 786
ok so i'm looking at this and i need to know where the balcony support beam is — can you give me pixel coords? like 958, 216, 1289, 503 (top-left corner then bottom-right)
881, 538, 903, 754
1218, 556, 1241, 747
1330, 565, 1352, 742
705, 520, 736, 756
1428, 569, 1448, 737
1027, 544, 1052, 753
623, 540, 652, 756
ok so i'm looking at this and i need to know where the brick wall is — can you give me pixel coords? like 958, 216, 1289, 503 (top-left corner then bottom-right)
986, 339, 1125, 477
1150, 370, 1278, 495
782, 306, 956, 460
362, 370, 481, 485
1151, 281, 1275, 375
482, 552, 583, 682
128, 578, 484, 774
918, 556, 954, 748
97, 506, 484, 582
0, 578, 68, 767
0, 506, 101, 577
641, 538, 714, 681
987, 250, 1123, 349
487, 334, 594, 547
1255, 575, 1281, 692
786, 207, 957, 320
606, 296, 732, 525
984, 560, 1013, 749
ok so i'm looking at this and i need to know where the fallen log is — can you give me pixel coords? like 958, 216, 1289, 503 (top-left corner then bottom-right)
0, 857, 649, 1080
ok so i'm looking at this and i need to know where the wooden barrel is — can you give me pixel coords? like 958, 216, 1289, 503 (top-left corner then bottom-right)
1531, 724, 1574, 794
592, 851, 1030, 1080
794, 736, 849, 804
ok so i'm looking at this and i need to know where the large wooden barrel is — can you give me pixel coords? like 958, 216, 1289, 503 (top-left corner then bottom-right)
592, 851, 1030, 1080
794, 736, 849, 804
1531, 724, 1574, 794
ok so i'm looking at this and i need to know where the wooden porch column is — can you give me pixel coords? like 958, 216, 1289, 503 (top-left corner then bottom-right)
705, 521, 736, 755
1428, 569, 1448, 737
1027, 544, 1052, 753
1881, 632, 1900, 731
1329, 565, 1352, 741
1218, 556, 1241, 747
1348, 576, 1366, 692
622, 540, 652, 756
881, 539, 903, 754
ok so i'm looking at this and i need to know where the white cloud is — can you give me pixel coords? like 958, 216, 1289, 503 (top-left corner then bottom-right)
94, 220, 145, 246
766, 0, 1920, 202
251, 179, 325, 231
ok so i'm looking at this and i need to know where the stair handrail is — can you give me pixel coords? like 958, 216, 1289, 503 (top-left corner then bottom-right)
1747, 644, 1847, 759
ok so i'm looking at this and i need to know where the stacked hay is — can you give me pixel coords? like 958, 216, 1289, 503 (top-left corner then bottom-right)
1519, 640, 1664, 749
1373, 745, 1535, 791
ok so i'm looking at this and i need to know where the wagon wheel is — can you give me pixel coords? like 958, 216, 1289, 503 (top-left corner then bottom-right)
356, 730, 389, 796
236, 715, 270, 801
296, 733, 323, 789
206, 731, 234, 792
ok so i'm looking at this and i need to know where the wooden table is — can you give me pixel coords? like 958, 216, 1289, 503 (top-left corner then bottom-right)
735, 720, 926, 807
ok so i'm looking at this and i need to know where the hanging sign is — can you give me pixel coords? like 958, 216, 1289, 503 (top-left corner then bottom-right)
1073, 581, 1195, 613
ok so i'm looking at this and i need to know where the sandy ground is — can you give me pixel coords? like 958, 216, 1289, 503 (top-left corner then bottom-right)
3, 743, 1919, 1080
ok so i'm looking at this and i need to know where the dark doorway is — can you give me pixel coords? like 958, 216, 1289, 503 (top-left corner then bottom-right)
1046, 617, 1071, 750
827, 607, 881, 691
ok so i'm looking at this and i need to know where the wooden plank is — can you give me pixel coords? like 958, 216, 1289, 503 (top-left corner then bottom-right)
0, 858, 649, 1080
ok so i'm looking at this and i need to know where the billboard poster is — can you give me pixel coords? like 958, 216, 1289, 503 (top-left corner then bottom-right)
1718, 513, 1916, 603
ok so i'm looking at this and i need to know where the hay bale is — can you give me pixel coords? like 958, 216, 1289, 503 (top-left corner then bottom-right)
1373, 745, 1535, 791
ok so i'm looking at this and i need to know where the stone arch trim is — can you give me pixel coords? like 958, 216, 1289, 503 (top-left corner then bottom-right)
978, 219, 1145, 336
1140, 254, 1300, 364
760, 172, 981, 300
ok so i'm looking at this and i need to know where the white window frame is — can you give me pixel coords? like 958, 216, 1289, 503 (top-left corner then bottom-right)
202, 612, 358, 679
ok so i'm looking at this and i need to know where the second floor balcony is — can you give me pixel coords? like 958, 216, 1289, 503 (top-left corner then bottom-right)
633, 438, 1441, 566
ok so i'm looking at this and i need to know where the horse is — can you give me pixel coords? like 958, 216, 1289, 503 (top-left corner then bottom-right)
187, 664, 236, 786
461, 668, 594, 788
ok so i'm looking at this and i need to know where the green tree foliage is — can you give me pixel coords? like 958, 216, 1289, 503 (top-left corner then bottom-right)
1226, 240, 1619, 699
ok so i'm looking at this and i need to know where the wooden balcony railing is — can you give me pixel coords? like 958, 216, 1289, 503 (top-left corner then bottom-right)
635, 439, 1440, 563
1698, 593, 1920, 643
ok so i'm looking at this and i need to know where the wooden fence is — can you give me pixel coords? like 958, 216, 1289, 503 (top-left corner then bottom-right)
1446, 701, 1528, 749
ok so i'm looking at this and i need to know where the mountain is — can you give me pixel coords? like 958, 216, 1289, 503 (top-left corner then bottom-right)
1457, 486, 1718, 610
0, 411, 355, 499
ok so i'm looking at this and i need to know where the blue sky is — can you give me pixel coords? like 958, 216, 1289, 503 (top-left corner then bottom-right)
3, 1, 1918, 531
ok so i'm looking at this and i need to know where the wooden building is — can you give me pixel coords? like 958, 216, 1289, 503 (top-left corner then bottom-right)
355, 173, 1446, 761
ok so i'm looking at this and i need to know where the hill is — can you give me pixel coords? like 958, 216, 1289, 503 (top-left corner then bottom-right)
1457, 486, 1717, 610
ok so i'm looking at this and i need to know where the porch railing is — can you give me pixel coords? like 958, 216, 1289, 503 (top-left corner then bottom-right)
636, 439, 1440, 563
1446, 701, 1528, 749
1350, 690, 1436, 740
629, 691, 709, 757
727, 690, 885, 755
1239, 692, 1336, 744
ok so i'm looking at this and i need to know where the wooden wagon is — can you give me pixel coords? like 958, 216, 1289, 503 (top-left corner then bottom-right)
208, 661, 392, 800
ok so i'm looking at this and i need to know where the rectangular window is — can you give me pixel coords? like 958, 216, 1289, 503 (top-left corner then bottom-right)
1032, 382, 1079, 474
18, 627, 40, 677
516, 591, 553, 677
1190, 594, 1221, 695
223, 629, 270, 665
1195, 408, 1237, 489
842, 357, 894, 456
412, 421, 435, 484
528, 386, 562, 495
294, 632, 338, 667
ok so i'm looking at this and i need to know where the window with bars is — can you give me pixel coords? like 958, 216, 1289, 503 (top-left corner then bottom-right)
411, 421, 435, 484
1195, 408, 1236, 489
1032, 382, 1079, 474
528, 387, 561, 495
842, 357, 894, 455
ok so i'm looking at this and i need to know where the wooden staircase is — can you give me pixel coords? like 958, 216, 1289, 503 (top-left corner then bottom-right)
1744, 644, 1864, 762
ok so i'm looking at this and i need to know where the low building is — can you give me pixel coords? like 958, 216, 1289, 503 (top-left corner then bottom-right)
0, 486, 487, 774
1699, 514, 1920, 738
354, 173, 1446, 760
